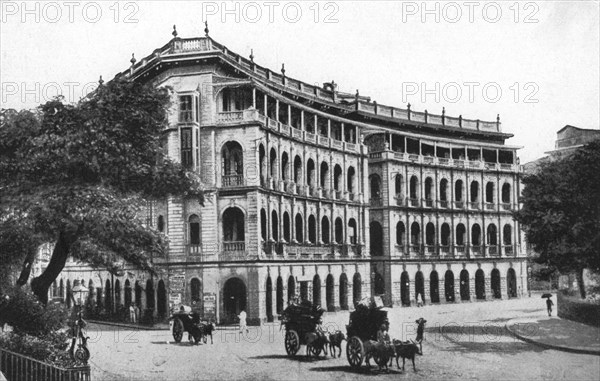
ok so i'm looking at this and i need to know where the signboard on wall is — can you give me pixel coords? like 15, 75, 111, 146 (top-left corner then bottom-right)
203, 293, 216, 320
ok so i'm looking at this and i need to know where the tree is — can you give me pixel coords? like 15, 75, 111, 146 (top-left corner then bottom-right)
516, 140, 600, 298
0, 79, 203, 304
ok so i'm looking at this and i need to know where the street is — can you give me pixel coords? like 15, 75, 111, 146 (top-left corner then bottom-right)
88, 297, 600, 380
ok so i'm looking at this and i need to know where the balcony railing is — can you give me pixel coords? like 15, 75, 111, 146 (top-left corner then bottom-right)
409, 198, 419, 207
396, 195, 405, 206
223, 241, 245, 252
186, 245, 202, 256
488, 245, 498, 256
455, 201, 465, 209
455, 245, 466, 254
424, 199, 434, 207
504, 245, 514, 255
501, 203, 512, 211
348, 192, 356, 201
222, 174, 244, 187
485, 203, 495, 211
469, 202, 480, 210
370, 197, 383, 207
472, 245, 482, 255
439, 200, 449, 208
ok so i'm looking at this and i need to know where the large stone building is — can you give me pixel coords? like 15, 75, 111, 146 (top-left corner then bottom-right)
55, 30, 528, 324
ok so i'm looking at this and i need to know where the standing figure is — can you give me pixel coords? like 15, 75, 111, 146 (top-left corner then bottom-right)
238, 310, 248, 334
129, 304, 135, 323
546, 297, 554, 316
377, 323, 391, 345
416, 293, 423, 307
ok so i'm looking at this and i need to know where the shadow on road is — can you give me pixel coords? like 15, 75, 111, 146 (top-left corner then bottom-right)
436, 325, 547, 354
248, 354, 331, 362
310, 365, 404, 376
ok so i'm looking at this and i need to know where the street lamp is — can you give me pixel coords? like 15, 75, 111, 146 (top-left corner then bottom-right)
72, 280, 89, 312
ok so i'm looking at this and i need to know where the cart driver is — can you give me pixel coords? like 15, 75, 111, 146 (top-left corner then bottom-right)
377, 322, 391, 345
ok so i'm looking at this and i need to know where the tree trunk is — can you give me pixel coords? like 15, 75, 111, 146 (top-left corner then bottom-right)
30, 230, 74, 305
576, 268, 586, 299
16, 249, 37, 286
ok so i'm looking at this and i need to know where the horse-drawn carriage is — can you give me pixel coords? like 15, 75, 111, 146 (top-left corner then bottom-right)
346, 297, 389, 368
170, 307, 214, 344
280, 300, 326, 356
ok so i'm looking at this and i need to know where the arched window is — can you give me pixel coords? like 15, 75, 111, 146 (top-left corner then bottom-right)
269, 148, 277, 179
295, 214, 303, 242
335, 218, 344, 244
440, 179, 448, 202
260, 209, 267, 241
348, 219, 357, 244
502, 183, 511, 203
321, 216, 330, 244
259, 144, 266, 184
271, 210, 279, 241
370, 174, 381, 199
410, 222, 420, 245
395, 174, 403, 196
222, 141, 244, 177
283, 212, 290, 242
410, 176, 419, 199
307, 159, 315, 187
333, 165, 342, 192
347, 167, 356, 194
503, 224, 512, 245
281, 152, 289, 181
487, 224, 498, 245
293, 155, 302, 183
370, 221, 383, 256
456, 223, 466, 245
425, 177, 433, 200
308, 215, 316, 243
470, 181, 479, 202
426, 222, 435, 245
396, 222, 405, 245
486, 182, 494, 203
191, 278, 201, 303
455, 180, 464, 202
441, 223, 450, 246
223, 208, 245, 241
189, 214, 200, 245
157, 215, 165, 232
472, 224, 482, 246
320, 162, 329, 189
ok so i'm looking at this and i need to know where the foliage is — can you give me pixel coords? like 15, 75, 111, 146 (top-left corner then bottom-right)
0, 286, 68, 336
0, 78, 204, 303
0, 331, 78, 368
516, 140, 600, 297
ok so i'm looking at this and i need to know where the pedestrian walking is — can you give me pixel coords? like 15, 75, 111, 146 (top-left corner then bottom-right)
546, 297, 554, 316
238, 310, 248, 334
129, 304, 135, 323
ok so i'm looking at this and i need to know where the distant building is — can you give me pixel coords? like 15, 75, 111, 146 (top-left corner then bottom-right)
53, 30, 528, 324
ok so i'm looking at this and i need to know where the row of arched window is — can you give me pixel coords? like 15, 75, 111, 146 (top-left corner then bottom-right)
265, 272, 363, 320
52, 278, 169, 317
260, 209, 359, 244
370, 174, 513, 204
259, 144, 358, 194
390, 221, 512, 246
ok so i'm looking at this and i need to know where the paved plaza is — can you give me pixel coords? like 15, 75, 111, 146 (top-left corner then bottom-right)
86, 296, 600, 381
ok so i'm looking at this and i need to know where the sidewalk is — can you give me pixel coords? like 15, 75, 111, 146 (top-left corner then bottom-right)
506, 316, 600, 356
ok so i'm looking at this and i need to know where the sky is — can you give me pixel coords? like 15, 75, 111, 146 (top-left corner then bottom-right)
1, 0, 599, 163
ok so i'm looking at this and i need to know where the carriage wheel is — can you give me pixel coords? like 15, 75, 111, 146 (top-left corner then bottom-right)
284, 330, 300, 356
172, 318, 184, 343
346, 336, 364, 368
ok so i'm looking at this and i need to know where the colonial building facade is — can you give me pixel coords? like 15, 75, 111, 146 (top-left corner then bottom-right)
55, 31, 528, 324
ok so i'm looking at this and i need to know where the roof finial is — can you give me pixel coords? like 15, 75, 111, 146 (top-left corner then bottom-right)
172, 25, 178, 38
249, 49, 254, 62
355, 89, 359, 100
281, 63, 286, 77
204, 21, 209, 37
497, 114, 500, 123
442, 107, 445, 116
98, 75, 104, 86
130, 53, 136, 66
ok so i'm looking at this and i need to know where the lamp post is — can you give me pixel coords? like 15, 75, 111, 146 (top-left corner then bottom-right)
72, 280, 89, 316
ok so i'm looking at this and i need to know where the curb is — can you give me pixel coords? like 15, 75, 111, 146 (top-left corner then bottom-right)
87, 320, 169, 331
505, 323, 600, 356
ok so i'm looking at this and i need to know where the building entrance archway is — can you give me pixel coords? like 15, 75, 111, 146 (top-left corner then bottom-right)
223, 277, 247, 324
